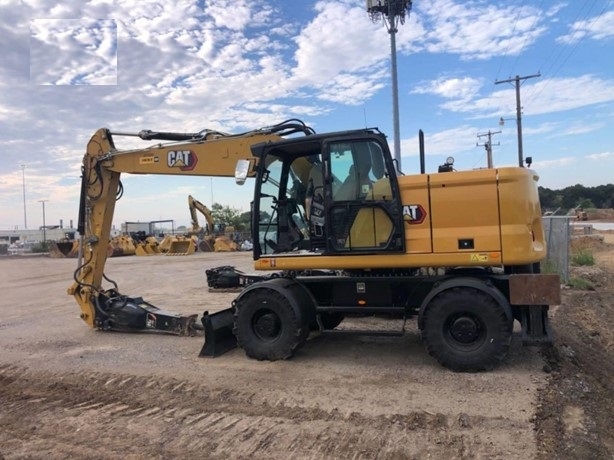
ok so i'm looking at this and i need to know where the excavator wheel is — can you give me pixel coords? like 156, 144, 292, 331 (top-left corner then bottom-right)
421, 287, 512, 372
233, 288, 309, 361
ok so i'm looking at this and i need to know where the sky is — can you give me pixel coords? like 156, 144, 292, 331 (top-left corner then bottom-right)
1, 0, 613, 231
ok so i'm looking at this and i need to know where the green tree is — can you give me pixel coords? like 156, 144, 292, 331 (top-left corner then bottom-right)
211, 203, 245, 230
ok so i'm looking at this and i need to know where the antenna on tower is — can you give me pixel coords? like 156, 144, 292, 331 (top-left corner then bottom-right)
366, 1, 413, 171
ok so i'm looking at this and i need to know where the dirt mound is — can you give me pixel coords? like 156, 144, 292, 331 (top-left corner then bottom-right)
534, 245, 614, 459
587, 208, 614, 221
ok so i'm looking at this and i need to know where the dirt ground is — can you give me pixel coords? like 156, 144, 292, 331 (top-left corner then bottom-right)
0, 235, 612, 459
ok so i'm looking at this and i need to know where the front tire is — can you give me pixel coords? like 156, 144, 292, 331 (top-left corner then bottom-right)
234, 288, 309, 361
422, 287, 512, 372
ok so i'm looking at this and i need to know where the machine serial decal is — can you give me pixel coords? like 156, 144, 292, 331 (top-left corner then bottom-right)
470, 254, 489, 262
167, 150, 198, 171
402, 204, 426, 225
139, 155, 158, 165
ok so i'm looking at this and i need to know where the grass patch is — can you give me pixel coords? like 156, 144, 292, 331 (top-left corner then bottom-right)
567, 277, 595, 290
540, 259, 558, 274
571, 249, 595, 266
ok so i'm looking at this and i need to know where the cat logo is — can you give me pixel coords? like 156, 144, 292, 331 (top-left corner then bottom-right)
167, 150, 198, 171
402, 204, 426, 225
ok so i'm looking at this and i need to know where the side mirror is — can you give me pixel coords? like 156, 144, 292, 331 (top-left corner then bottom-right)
525, 156, 533, 168
235, 159, 250, 185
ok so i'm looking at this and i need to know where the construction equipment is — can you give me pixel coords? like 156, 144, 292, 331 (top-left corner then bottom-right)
50, 237, 79, 258
130, 231, 162, 256
576, 208, 588, 221
51, 234, 135, 258
158, 234, 196, 256
106, 235, 137, 257
69, 119, 560, 371
187, 195, 239, 252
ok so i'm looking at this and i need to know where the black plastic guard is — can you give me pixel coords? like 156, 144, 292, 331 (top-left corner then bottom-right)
198, 309, 237, 357
520, 306, 553, 346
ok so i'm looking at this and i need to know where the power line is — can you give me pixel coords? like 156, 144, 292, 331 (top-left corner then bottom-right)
494, 0, 527, 82
509, 0, 547, 76
525, 0, 611, 106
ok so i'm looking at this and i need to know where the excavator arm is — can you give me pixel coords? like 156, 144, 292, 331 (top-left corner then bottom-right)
67, 120, 314, 334
188, 194, 214, 234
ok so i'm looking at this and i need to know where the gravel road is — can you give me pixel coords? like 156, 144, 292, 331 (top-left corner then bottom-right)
0, 251, 549, 459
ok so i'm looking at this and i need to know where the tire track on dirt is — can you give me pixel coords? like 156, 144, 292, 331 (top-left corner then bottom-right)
0, 364, 515, 459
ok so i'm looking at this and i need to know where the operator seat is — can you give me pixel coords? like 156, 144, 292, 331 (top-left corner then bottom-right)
336, 147, 372, 201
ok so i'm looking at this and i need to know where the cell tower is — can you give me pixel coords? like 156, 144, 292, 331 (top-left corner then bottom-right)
367, 0, 413, 170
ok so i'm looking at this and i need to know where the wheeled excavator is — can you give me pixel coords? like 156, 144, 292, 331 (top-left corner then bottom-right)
68, 119, 560, 372
187, 195, 238, 252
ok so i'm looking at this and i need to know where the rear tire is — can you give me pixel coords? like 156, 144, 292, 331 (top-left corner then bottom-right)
422, 287, 512, 372
234, 289, 308, 361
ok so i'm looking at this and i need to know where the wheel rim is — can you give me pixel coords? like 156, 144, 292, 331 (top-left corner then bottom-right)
252, 308, 282, 342
444, 312, 486, 350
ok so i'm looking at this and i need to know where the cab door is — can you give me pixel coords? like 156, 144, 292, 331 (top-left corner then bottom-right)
323, 138, 404, 254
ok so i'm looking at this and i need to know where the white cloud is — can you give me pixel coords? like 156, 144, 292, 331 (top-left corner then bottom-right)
412, 76, 483, 101
30, 19, 117, 85
532, 156, 577, 169
414, 0, 547, 60
422, 75, 614, 119
557, 10, 614, 44
401, 125, 481, 158
586, 151, 614, 160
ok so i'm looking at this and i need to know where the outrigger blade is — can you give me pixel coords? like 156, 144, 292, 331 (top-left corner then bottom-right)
198, 309, 237, 357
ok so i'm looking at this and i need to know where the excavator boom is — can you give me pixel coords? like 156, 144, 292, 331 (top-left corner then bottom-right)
68, 120, 314, 332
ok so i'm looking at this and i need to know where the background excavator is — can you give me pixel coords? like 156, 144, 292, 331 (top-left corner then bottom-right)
69, 119, 560, 372
187, 195, 238, 252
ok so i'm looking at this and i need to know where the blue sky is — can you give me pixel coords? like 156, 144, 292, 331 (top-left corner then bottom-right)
1, 0, 613, 230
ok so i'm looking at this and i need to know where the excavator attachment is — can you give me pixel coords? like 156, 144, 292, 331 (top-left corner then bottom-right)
160, 235, 196, 256
51, 236, 136, 258
49, 240, 79, 258
198, 309, 237, 357
134, 236, 162, 256
107, 235, 136, 257
213, 236, 239, 252
198, 238, 214, 252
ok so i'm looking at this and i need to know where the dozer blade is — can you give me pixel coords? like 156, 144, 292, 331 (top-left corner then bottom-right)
166, 239, 196, 256
198, 309, 237, 357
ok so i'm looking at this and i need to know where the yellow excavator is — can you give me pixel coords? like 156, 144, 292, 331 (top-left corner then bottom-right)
68, 119, 560, 371
187, 195, 238, 252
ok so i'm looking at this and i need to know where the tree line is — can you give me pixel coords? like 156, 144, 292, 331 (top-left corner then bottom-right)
539, 183, 614, 211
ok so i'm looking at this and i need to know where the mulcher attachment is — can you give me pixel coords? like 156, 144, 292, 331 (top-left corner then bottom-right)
198, 309, 237, 357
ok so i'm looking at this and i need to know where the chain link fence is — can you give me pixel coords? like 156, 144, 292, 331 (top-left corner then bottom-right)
543, 216, 572, 283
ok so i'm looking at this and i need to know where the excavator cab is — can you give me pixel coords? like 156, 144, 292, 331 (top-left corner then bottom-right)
250, 130, 405, 258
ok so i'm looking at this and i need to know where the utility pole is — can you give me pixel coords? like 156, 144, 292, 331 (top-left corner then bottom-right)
476, 130, 501, 168
495, 73, 540, 167
367, 0, 413, 170
38, 200, 49, 243
21, 164, 27, 229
